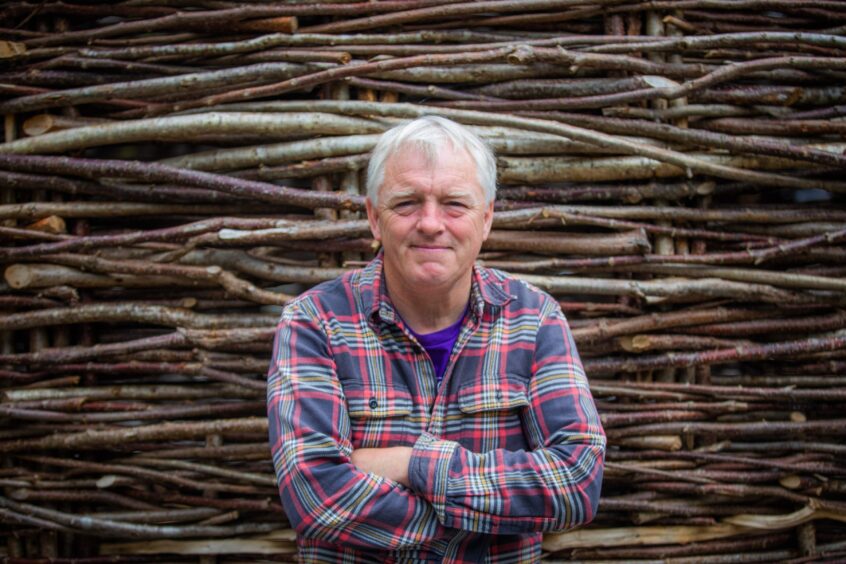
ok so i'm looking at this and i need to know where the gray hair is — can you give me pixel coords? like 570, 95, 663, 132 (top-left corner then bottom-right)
365, 115, 497, 205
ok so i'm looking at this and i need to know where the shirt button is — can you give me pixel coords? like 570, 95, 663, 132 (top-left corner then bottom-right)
495, 390, 503, 401
369, 398, 378, 409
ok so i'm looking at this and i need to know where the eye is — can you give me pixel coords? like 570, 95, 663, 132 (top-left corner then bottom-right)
444, 200, 470, 214
391, 200, 417, 214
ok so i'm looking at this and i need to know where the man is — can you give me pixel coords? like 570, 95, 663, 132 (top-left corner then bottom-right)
267, 116, 605, 562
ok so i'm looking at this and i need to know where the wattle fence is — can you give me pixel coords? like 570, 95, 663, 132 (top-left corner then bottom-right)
1, 2, 845, 561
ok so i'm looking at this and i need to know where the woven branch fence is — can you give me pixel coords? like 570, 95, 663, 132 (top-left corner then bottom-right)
1, 1, 845, 562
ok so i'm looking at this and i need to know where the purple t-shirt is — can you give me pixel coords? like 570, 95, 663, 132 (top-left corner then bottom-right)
407, 309, 467, 384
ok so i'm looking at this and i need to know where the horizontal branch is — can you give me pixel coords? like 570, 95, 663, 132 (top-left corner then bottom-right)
0, 112, 384, 154
0, 154, 366, 218
0, 417, 268, 452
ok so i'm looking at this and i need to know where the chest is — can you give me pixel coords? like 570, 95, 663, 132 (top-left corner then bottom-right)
331, 314, 536, 453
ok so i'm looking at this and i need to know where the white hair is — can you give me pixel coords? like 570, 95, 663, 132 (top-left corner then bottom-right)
365, 115, 497, 205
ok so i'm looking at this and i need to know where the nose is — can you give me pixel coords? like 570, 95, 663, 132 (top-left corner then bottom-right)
416, 201, 444, 235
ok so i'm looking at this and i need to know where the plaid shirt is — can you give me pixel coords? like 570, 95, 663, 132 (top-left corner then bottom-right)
267, 255, 605, 563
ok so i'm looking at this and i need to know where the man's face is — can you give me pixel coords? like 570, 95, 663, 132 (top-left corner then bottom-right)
366, 144, 494, 294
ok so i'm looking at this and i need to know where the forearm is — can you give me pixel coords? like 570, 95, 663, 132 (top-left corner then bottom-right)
270, 395, 450, 549
268, 311, 450, 551
345, 440, 603, 536
407, 301, 606, 534
408, 430, 605, 535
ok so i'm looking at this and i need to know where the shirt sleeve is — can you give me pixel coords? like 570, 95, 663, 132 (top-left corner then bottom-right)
407, 297, 606, 535
267, 300, 452, 550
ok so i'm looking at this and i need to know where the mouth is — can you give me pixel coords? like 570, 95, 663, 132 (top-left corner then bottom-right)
411, 244, 450, 251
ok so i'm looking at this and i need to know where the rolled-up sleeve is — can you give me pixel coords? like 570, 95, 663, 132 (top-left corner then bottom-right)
267, 300, 450, 550
407, 298, 605, 534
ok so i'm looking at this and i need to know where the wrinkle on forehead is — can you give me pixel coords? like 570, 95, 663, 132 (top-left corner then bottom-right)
392, 138, 469, 173
385, 142, 472, 181
400, 137, 447, 167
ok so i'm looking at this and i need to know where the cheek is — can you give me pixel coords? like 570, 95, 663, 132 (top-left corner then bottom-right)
380, 216, 414, 241
452, 217, 487, 242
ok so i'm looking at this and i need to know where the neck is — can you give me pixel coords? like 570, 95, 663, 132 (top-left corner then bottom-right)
383, 264, 472, 334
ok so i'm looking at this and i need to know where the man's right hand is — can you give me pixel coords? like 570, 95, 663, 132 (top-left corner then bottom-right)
351, 446, 413, 487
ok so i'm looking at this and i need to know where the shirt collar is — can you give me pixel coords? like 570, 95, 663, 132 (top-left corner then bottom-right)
360, 253, 512, 326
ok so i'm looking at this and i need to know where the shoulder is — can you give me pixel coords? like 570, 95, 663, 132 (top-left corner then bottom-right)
280, 268, 364, 322
475, 265, 560, 315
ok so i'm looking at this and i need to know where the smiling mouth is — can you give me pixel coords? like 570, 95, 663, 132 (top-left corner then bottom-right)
411, 244, 450, 251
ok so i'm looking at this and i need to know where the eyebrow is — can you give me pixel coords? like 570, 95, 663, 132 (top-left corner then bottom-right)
383, 188, 478, 202
442, 190, 475, 200
383, 189, 417, 202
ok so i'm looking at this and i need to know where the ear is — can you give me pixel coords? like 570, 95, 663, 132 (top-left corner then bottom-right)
365, 198, 381, 241
481, 200, 494, 241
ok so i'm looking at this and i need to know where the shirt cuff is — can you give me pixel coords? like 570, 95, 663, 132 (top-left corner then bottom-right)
408, 432, 458, 523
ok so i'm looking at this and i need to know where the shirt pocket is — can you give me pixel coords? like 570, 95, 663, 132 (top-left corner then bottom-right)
457, 376, 531, 452
345, 385, 416, 448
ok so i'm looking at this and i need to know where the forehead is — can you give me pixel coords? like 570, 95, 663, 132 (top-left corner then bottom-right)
380, 144, 482, 198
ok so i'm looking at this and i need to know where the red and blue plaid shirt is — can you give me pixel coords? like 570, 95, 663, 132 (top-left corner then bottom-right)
267, 254, 605, 562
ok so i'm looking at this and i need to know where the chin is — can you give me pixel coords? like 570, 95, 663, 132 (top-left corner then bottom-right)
407, 265, 453, 285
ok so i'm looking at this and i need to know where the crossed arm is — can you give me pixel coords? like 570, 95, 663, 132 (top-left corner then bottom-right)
268, 300, 605, 548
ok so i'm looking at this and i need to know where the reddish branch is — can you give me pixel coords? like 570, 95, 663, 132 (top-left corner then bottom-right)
0, 154, 365, 213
